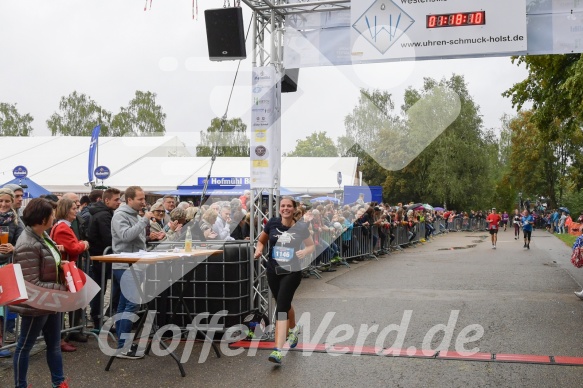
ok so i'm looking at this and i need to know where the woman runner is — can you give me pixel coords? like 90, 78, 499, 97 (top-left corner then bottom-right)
254, 197, 315, 364
513, 209, 521, 240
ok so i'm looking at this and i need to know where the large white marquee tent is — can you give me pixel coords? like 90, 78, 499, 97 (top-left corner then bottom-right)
0, 136, 359, 195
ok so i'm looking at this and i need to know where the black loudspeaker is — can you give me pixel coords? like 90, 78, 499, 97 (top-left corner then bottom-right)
281, 68, 299, 93
205, 7, 247, 61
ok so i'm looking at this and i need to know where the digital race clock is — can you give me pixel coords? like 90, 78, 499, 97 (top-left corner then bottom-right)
427, 11, 486, 28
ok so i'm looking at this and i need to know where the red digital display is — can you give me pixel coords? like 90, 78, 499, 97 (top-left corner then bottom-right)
426, 11, 486, 28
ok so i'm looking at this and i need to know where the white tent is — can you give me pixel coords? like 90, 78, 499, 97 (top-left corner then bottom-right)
112, 156, 359, 194
0, 136, 190, 193
0, 136, 359, 194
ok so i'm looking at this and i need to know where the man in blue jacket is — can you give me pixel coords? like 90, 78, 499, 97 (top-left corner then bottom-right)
551, 210, 559, 233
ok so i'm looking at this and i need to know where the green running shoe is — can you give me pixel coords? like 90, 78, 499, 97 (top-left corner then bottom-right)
268, 350, 283, 364
287, 325, 301, 348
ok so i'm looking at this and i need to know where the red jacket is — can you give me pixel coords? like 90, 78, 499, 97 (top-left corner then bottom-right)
50, 221, 86, 263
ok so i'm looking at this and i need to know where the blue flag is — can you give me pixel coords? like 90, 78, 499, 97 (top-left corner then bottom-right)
88, 125, 101, 182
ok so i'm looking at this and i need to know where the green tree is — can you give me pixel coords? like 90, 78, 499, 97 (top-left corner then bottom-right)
47, 91, 111, 136
504, 54, 583, 194
287, 131, 338, 157
504, 110, 575, 208
196, 117, 249, 157
381, 75, 492, 209
342, 89, 397, 187
111, 91, 166, 136
0, 102, 34, 136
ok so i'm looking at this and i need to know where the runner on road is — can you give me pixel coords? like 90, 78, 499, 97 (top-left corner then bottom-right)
486, 208, 502, 249
513, 209, 521, 240
502, 211, 509, 232
522, 209, 534, 249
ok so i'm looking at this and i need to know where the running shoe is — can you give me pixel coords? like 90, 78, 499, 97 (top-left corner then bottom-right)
287, 326, 301, 348
268, 350, 283, 364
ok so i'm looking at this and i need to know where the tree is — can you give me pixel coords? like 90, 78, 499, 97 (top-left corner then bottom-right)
504, 110, 576, 208
287, 131, 338, 157
504, 54, 583, 205
381, 75, 492, 209
0, 102, 33, 136
47, 91, 111, 136
196, 117, 249, 157
342, 89, 398, 187
111, 91, 166, 136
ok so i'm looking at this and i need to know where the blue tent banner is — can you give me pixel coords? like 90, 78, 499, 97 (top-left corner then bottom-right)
1, 177, 51, 199
155, 184, 296, 197
343, 186, 383, 205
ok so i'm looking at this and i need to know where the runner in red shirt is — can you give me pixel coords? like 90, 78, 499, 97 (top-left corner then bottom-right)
486, 208, 502, 249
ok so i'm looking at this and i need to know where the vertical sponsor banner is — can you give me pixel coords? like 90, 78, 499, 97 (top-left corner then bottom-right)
250, 66, 281, 189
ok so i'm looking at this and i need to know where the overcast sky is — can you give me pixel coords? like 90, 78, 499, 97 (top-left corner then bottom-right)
0, 1, 528, 154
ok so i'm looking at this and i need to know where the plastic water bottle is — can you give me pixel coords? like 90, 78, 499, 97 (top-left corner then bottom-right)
184, 226, 192, 253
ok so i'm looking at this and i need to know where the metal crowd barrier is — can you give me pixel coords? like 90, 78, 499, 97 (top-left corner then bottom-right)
447, 218, 488, 232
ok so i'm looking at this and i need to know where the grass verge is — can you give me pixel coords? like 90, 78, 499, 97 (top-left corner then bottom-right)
555, 233, 578, 248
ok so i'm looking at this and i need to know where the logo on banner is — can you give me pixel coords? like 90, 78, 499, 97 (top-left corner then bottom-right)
252, 160, 269, 169
353, 0, 415, 54
197, 177, 249, 186
253, 116, 270, 127
12, 166, 28, 178
253, 70, 272, 81
254, 145, 267, 158
94, 166, 111, 180
254, 97, 271, 106
254, 130, 267, 142
252, 107, 273, 114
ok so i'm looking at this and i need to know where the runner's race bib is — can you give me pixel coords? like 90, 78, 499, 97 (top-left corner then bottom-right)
273, 246, 295, 262
489, 224, 498, 230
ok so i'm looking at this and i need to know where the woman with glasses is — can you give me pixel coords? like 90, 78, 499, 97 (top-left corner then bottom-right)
147, 202, 168, 243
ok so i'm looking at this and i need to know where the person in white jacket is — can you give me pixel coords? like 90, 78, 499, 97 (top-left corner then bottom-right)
212, 205, 234, 240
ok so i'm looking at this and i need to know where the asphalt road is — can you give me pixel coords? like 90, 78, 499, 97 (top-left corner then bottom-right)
3, 229, 583, 387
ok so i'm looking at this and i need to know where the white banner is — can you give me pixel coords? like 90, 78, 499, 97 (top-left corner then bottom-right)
250, 67, 281, 189
351, 0, 527, 62
283, 0, 545, 68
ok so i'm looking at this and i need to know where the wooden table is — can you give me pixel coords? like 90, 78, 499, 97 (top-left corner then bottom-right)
91, 248, 222, 264
91, 248, 223, 377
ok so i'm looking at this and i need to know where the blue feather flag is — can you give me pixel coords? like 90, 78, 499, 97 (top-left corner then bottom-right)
88, 125, 101, 182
